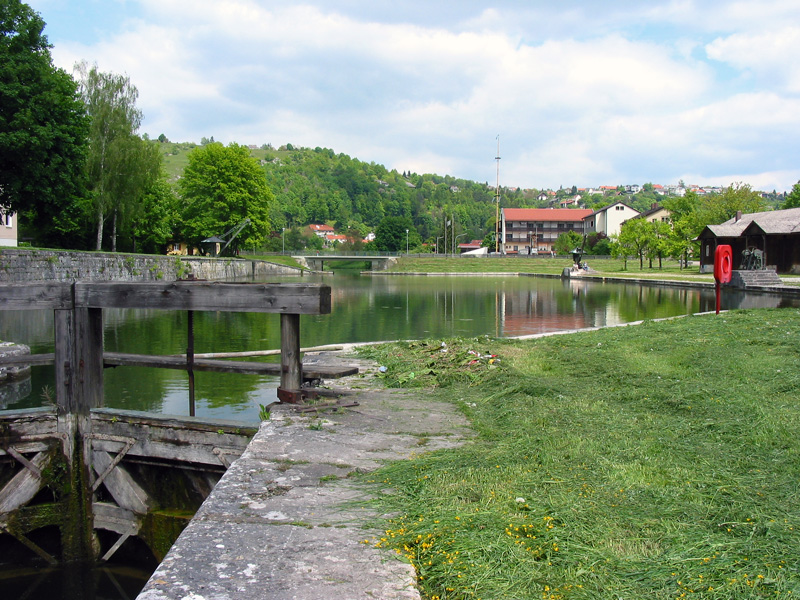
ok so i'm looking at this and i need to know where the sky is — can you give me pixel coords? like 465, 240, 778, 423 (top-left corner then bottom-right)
25, 0, 800, 192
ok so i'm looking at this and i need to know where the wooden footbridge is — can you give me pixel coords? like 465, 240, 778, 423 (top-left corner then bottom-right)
0, 281, 356, 566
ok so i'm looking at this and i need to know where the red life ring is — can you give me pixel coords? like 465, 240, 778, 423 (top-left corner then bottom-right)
714, 244, 733, 283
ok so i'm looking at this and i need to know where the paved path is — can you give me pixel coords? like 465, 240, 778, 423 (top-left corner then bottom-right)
137, 354, 472, 600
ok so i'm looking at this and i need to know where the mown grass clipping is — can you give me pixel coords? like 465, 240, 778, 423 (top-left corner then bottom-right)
357, 308, 800, 599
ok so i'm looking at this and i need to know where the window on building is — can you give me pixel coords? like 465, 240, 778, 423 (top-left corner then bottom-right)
2, 213, 11, 228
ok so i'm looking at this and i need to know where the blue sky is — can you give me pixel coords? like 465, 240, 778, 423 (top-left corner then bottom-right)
26, 0, 800, 192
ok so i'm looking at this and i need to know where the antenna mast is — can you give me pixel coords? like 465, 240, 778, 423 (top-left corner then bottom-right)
495, 135, 501, 253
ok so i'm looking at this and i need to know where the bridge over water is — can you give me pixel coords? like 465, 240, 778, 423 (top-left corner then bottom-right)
295, 254, 397, 271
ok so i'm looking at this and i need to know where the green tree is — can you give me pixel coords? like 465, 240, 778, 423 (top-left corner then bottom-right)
644, 220, 671, 269
77, 62, 158, 251
179, 142, 273, 251
0, 0, 89, 246
662, 191, 702, 268
616, 218, 653, 269
696, 182, 765, 226
553, 231, 583, 255
109, 135, 162, 251
782, 181, 800, 209
130, 177, 178, 254
375, 216, 418, 252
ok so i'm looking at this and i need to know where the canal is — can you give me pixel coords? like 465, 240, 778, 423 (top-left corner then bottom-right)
0, 273, 798, 600
1, 274, 797, 422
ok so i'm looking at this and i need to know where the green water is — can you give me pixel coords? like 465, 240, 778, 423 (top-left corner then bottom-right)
1, 274, 794, 422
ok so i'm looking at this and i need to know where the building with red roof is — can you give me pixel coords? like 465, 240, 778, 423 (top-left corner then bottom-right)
500, 208, 592, 254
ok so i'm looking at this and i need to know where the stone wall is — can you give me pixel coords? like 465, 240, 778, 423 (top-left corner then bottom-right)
0, 248, 301, 283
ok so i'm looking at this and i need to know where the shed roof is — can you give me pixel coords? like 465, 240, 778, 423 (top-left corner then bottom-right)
705, 207, 800, 238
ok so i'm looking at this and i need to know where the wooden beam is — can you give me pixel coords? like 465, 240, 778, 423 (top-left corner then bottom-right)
0, 524, 58, 564
0, 353, 54, 367
103, 352, 357, 379
280, 313, 301, 391
92, 451, 149, 514
0, 283, 73, 310
89, 413, 254, 467
173, 344, 344, 359
93, 502, 139, 535
74, 307, 104, 413
73, 281, 331, 314
0, 451, 50, 513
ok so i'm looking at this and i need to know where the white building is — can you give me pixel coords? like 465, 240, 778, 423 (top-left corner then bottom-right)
583, 202, 640, 237
0, 211, 17, 247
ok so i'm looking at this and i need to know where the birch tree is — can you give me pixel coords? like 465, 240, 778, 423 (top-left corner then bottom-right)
76, 62, 157, 251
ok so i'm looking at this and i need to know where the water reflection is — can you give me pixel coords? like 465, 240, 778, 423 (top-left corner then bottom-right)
1, 275, 797, 421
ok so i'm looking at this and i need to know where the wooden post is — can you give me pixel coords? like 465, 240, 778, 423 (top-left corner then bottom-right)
280, 313, 301, 394
53, 305, 100, 563
69, 305, 104, 562
187, 311, 195, 417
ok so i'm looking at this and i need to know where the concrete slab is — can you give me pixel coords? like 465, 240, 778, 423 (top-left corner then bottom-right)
137, 355, 472, 600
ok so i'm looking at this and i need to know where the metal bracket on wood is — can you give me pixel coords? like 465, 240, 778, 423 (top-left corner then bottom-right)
86, 434, 137, 492
276, 387, 305, 404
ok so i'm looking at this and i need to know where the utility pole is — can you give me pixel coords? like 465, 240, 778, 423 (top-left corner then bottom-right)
495, 135, 501, 253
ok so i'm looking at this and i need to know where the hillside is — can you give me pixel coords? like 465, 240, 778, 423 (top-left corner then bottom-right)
160, 142, 543, 242
160, 142, 778, 244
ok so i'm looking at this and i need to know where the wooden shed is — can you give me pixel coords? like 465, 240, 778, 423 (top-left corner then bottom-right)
697, 207, 800, 274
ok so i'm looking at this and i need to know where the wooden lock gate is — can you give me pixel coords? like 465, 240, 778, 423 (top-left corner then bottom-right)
0, 281, 357, 565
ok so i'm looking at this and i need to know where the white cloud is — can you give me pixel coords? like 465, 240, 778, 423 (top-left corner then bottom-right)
35, 0, 800, 190
706, 26, 800, 92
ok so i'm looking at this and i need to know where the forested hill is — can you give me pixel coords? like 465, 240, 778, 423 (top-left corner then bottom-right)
162, 142, 541, 242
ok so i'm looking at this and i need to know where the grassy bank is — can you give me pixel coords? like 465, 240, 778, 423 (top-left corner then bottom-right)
357, 308, 800, 599
385, 256, 715, 282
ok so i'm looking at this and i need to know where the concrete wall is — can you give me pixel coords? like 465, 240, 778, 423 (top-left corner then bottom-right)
0, 248, 301, 283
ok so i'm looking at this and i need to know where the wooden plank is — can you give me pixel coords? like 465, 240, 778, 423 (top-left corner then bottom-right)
91, 408, 258, 435
91, 438, 244, 467
74, 307, 104, 413
0, 283, 73, 310
0, 353, 54, 367
281, 313, 301, 390
89, 415, 253, 466
73, 281, 331, 314
93, 502, 139, 535
92, 450, 149, 514
0, 451, 50, 513
174, 344, 344, 359
103, 352, 358, 379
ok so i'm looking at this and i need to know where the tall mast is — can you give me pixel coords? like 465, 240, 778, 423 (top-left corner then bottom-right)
495, 135, 501, 253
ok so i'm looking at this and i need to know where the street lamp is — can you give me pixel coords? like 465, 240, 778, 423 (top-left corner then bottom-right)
436, 236, 443, 254
455, 232, 468, 254
406, 229, 409, 254
282, 227, 286, 254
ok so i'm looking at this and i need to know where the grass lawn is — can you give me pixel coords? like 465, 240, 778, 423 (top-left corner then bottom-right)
357, 308, 800, 599
387, 256, 716, 283
245, 253, 306, 269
